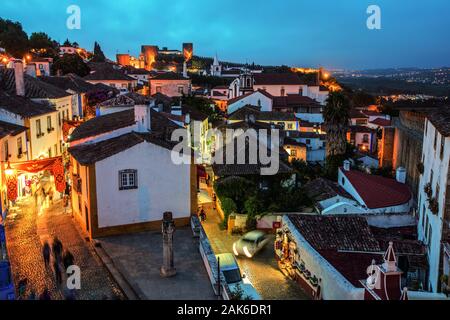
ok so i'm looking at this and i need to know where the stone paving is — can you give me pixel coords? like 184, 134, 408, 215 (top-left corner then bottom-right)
4, 197, 124, 300
200, 200, 309, 300
98, 228, 216, 300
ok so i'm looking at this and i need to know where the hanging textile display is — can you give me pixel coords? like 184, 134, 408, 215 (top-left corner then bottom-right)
6, 157, 66, 199
6, 173, 18, 201
52, 157, 66, 193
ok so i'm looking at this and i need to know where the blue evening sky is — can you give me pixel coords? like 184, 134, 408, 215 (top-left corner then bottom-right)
1, 0, 449, 69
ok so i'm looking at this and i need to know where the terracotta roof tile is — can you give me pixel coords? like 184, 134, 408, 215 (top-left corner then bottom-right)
341, 169, 411, 209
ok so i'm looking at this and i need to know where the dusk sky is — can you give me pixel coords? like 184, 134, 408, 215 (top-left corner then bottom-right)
2, 0, 449, 69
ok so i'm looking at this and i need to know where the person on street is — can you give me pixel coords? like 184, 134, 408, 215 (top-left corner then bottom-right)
48, 187, 54, 205
63, 250, 74, 270
52, 236, 63, 262
199, 207, 206, 222
53, 260, 62, 285
42, 241, 51, 268
39, 288, 51, 300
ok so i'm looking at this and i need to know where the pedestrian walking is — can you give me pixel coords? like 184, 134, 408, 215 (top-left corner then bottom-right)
53, 260, 62, 285
63, 250, 74, 270
52, 236, 63, 262
199, 207, 206, 222
39, 288, 51, 300
42, 241, 51, 268
48, 187, 54, 205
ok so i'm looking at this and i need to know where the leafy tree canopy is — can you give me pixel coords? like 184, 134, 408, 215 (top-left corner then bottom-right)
52, 53, 90, 77
0, 18, 29, 57
91, 41, 106, 62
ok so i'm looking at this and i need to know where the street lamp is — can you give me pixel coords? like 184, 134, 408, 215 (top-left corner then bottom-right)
5, 162, 14, 176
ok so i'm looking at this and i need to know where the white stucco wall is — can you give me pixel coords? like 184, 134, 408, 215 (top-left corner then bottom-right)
95, 141, 192, 228
417, 119, 450, 292
227, 91, 273, 114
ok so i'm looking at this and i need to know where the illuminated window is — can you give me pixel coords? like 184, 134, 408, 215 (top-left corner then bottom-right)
36, 119, 42, 137
119, 170, 138, 190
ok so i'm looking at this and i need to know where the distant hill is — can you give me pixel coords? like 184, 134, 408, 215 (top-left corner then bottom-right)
339, 77, 450, 97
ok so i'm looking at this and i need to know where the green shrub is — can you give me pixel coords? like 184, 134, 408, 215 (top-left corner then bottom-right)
220, 197, 237, 229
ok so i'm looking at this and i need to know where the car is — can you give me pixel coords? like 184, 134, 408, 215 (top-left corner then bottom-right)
233, 230, 269, 258
215, 253, 260, 300
0, 260, 15, 300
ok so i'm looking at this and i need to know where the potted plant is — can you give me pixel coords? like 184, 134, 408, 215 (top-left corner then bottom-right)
310, 275, 319, 287
424, 183, 432, 198
428, 197, 439, 215
417, 162, 424, 175
304, 270, 311, 279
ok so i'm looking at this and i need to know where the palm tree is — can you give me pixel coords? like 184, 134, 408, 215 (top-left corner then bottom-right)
323, 91, 350, 157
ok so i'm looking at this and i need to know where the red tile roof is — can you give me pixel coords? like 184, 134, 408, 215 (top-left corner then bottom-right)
369, 118, 392, 127
341, 169, 411, 209
227, 89, 273, 105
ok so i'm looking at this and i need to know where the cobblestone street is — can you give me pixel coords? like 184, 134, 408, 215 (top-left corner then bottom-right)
199, 198, 309, 300
4, 197, 124, 300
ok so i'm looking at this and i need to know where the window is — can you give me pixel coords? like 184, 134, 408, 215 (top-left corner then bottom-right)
287, 123, 294, 130
4, 141, 9, 161
178, 86, 184, 94
440, 135, 445, 160
119, 170, 138, 190
17, 137, 22, 156
54, 144, 58, 157
36, 119, 42, 137
363, 134, 369, 143
306, 139, 311, 145
280, 87, 285, 96
434, 130, 438, 150
48, 147, 52, 158
156, 86, 162, 93
290, 149, 297, 157
47, 116, 52, 131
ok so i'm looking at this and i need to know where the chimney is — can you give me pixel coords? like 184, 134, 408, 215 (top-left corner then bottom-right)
343, 160, 351, 171
14, 60, 25, 96
134, 105, 151, 133
395, 167, 406, 184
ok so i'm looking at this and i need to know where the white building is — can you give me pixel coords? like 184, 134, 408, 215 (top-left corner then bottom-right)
337, 162, 412, 215
417, 107, 450, 293
68, 106, 197, 238
276, 214, 435, 300
227, 90, 273, 114
228, 73, 329, 105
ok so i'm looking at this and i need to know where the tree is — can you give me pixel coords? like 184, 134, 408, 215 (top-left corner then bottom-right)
63, 39, 72, 47
0, 18, 29, 57
91, 41, 106, 62
324, 91, 350, 157
214, 176, 256, 211
220, 197, 237, 229
52, 54, 90, 77
29, 32, 58, 57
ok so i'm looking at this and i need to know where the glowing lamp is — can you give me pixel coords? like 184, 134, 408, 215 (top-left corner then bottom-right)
5, 162, 14, 176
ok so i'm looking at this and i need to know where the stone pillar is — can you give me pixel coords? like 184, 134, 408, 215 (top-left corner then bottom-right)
160, 212, 176, 277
